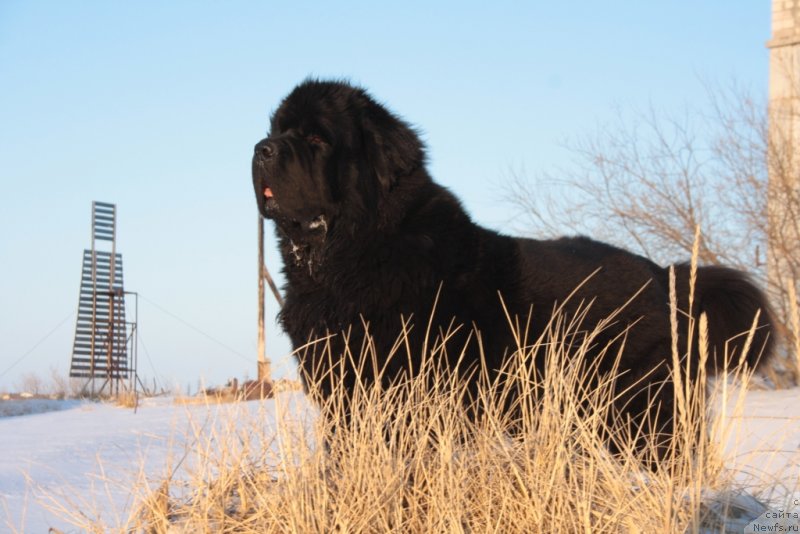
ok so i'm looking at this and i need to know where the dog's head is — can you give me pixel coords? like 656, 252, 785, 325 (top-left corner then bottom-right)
252, 79, 426, 245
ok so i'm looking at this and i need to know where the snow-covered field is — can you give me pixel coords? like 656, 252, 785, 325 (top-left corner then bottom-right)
721, 387, 800, 495
0, 388, 798, 532
0, 392, 314, 533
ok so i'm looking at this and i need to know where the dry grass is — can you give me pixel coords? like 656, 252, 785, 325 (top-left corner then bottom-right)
40, 253, 777, 533
50, 295, 774, 534
115, 388, 139, 408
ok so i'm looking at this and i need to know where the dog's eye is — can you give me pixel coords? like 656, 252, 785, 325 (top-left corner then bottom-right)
306, 134, 325, 145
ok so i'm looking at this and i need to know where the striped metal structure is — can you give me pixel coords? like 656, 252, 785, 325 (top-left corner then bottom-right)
69, 202, 131, 394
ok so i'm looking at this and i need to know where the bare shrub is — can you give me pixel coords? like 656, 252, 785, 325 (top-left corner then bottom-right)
505, 83, 799, 385
47, 366, 85, 399
15, 371, 45, 396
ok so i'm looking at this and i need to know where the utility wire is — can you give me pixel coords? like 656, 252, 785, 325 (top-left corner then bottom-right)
2, 294, 253, 383
0, 311, 74, 379
135, 331, 162, 391
137, 293, 252, 363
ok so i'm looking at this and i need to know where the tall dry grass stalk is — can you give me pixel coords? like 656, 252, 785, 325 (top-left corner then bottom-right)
51, 291, 770, 533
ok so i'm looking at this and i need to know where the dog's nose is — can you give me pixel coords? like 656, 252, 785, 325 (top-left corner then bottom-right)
255, 140, 277, 159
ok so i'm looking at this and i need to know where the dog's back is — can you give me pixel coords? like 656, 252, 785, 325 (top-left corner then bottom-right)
514, 235, 774, 373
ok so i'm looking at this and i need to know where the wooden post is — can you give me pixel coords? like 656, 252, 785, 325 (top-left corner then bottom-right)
108, 206, 116, 395
90, 203, 96, 397
258, 216, 266, 367
257, 215, 279, 393
257, 360, 271, 383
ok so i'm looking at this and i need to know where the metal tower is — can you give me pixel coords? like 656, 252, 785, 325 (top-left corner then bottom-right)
69, 201, 136, 396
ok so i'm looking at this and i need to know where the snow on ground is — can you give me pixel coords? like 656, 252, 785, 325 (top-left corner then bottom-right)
0, 387, 798, 532
0, 392, 314, 533
721, 386, 800, 500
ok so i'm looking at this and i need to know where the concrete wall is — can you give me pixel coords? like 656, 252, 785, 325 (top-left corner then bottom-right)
768, 0, 800, 325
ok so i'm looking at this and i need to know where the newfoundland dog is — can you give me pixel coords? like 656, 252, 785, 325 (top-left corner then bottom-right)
252, 79, 773, 455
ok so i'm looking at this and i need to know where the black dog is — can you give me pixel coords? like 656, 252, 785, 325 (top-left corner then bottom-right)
252, 79, 773, 455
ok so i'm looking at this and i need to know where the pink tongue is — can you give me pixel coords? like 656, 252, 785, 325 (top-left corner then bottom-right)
264, 187, 274, 199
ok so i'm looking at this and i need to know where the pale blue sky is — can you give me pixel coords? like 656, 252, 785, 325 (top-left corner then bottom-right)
0, 2, 769, 391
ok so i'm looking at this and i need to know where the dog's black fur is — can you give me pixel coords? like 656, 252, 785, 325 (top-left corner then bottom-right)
252, 79, 774, 454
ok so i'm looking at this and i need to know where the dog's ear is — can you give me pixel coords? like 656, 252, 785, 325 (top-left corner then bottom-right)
362, 110, 424, 191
